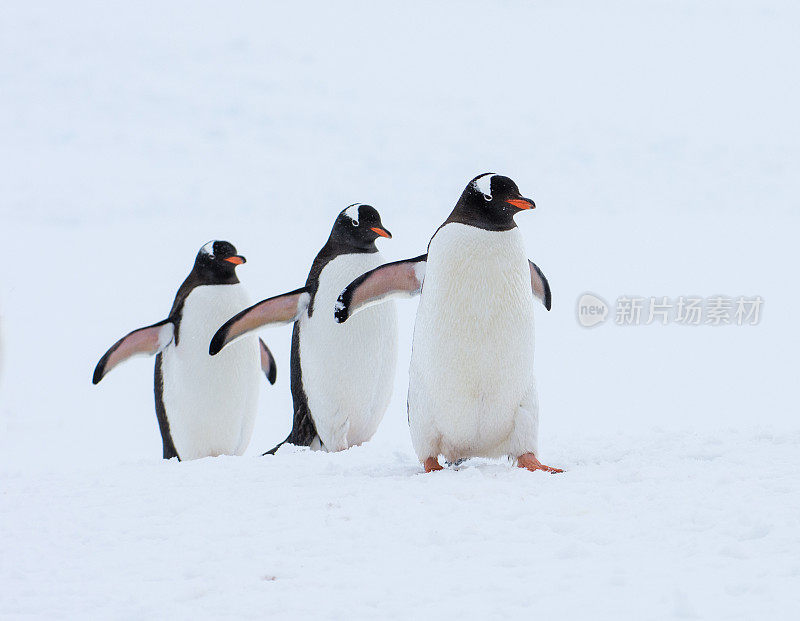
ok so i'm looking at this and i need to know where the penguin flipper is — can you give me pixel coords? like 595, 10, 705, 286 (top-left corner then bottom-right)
529, 260, 552, 311
259, 338, 277, 385
335, 254, 427, 323
209, 287, 310, 355
93, 319, 174, 384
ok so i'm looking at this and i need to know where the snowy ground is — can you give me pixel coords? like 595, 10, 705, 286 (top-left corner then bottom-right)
4, 431, 799, 619
2, 1, 799, 619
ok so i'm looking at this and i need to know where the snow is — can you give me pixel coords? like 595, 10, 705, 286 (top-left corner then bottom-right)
4, 433, 799, 619
2, 0, 799, 618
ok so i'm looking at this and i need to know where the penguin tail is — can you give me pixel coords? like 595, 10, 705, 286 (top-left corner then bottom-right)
262, 410, 320, 455
262, 436, 290, 456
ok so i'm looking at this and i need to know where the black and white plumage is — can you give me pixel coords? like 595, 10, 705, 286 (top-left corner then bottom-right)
210, 205, 398, 454
336, 175, 560, 473
93, 241, 277, 461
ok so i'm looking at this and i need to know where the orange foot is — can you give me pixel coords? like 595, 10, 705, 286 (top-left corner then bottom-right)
517, 452, 563, 474
424, 456, 444, 473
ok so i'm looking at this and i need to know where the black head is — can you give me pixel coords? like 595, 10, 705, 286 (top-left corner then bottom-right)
192, 240, 246, 284
328, 204, 392, 252
447, 173, 536, 231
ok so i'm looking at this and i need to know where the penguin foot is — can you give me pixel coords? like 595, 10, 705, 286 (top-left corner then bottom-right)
517, 452, 563, 474
424, 457, 444, 473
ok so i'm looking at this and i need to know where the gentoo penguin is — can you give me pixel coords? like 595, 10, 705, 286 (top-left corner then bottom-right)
93, 241, 277, 461
336, 174, 562, 474
209, 204, 397, 454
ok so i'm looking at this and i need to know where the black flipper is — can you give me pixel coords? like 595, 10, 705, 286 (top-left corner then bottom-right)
259, 338, 277, 385
210, 287, 310, 355
93, 319, 174, 384
335, 254, 427, 323
529, 260, 552, 311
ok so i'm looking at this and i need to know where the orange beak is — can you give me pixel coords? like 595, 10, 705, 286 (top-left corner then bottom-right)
224, 255, 246, 265
371, 227, 392, 239
507, 198, 535, 210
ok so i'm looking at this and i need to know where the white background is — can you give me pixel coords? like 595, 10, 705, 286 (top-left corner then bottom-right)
2, 1, 798, 618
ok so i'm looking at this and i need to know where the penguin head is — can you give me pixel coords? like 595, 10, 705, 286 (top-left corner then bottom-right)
453, 173, 536, 231
194, 240, 246, 283
330, 204, 392, 251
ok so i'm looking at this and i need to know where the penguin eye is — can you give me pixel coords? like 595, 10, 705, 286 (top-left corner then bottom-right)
482, 193, 491, 202
351, 219, 359, 227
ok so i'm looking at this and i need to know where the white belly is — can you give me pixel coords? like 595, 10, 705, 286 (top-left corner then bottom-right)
408, 224, 539, 461
161, 284, 261, 460
299, 252, 398, 451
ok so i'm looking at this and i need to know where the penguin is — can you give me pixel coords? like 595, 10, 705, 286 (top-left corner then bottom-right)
210, 205, 397, 454
93, 240, 277, 461
335, 174, 562, 474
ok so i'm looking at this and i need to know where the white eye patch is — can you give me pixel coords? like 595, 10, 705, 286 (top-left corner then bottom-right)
344, 203, 362, 226
473, 174, 495, 200
200, 240, 216, 257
